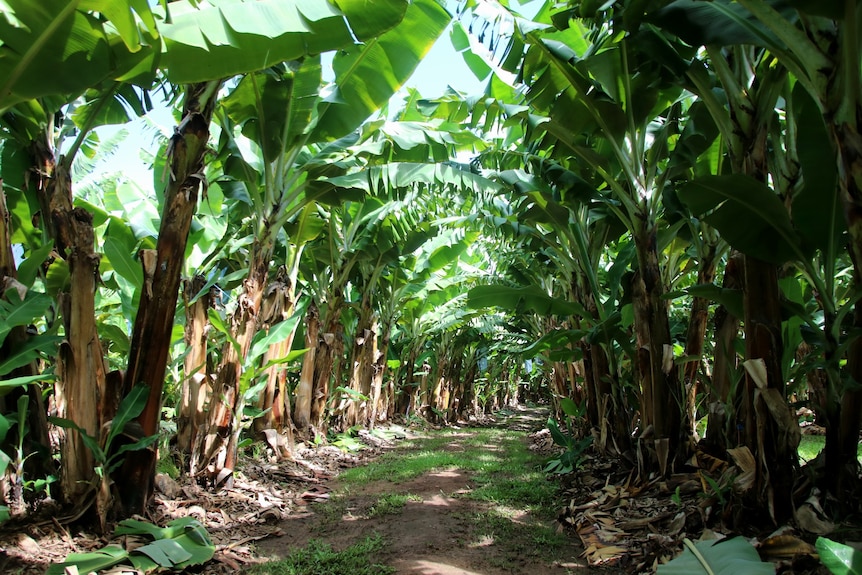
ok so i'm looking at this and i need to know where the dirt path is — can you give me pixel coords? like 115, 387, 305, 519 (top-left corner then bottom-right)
254, 408, 610, 574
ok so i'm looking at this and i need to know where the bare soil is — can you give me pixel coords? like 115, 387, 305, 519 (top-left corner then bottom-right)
5, 406, 835, 574
2, 407, 621, 575
255, 424, 598, 575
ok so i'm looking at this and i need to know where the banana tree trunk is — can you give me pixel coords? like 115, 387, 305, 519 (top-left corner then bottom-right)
443, 354, 462, 421
309, 293, 345, 433
343, 298, 375, 428
457, 362, 477, 421
428, 354, 447, 423
294, 303, 319, 433
118, 81, 220, 511
396, 344, 419, 416
631, 224, 680, 476
742, 254, 797, 522
683, 244, 718, 444
706, 253, 742, 452
253, 269, 297, 457
195, 240, 269, 484
29, 135, 107, 507
368, 319, 389, 427
178, 276, 212, 458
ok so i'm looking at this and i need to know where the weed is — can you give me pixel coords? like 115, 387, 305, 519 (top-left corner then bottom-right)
311, 495, 349, 530
337, 428, 559, 519
366, 493, 421, 517
245, 535, 393, 575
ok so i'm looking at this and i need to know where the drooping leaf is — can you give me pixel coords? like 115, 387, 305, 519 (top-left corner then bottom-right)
47, 416, 103, 459
657, 537, 774, 574
0, 335, 63, 376
468, 285, 588, 318
326, 162, 503, 197
0, 373, 56, 397
679, 174, 803, 264
792, 83, 843, 258
0, 1, 157, 110
70, 83, 153, 131
665, 283, 745, 320
521, 328, 587, 358
157, 0, 408, 84
816, 537, 862, 575
785, 0, 845, 19
222, 58, 322, 164
647, 0, 797, 48
312, 0, 451, 140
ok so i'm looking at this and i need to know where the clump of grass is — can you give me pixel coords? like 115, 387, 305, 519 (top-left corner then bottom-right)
310, 494, 349, 531
245, 535, 393, 575
367, 493, 421, 517
797, 435, 862, 464
337, 428, 558, 518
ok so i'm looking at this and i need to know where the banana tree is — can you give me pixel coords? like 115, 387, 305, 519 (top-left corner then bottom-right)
728, 0, 862, 508
643, 0, 862, 504
460, 2, 705, 474
1, 0, 437, 517
192, 0, 451, 481
641, 0, 856, 514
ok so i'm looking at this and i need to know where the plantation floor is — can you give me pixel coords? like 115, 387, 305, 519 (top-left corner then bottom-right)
249, 407, 614, 575
3, 406, 840, 573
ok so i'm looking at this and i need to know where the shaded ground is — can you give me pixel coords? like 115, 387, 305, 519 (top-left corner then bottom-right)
254, 417, 601, 575
0, 406, 844, 574
2, 407, 614, 575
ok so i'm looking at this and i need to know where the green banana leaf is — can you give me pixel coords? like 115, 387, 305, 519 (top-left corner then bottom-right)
657, 537, 774, 575
816, 537, 862, 575
679, 174, 804, 265
468, 285, 589, 318
312, 0, 451, 140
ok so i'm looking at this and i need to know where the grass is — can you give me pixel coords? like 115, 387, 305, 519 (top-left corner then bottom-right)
366, 493, 422, 518
798, 435, 862, 464
248, 423, 567, 574
469, 508, 569, 552
337, 427, 558, 518
244, 535, 393, 575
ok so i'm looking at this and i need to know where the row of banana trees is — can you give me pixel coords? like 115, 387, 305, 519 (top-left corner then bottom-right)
453, 0, 862, 523
0, 0, 473, 526
0, 0, 860, 534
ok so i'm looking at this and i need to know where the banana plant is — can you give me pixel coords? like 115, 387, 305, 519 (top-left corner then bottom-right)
459, 2, 706, 475
646, 0, 862, 503
0, 0, 429, 516
636, 0, 859, 515
190, 0, 451, 481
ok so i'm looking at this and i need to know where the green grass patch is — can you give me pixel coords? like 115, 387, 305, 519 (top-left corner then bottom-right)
367, 493, 421, 518
465, 508, 570, 569
471, 508, 567, 549
799, 435, 824, 464
798, 435, 862, 464
244, 535, 393, 575
337, 428, 558, 518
